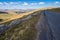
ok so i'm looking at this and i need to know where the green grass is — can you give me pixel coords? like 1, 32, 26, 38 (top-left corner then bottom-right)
0, 13, 40, 40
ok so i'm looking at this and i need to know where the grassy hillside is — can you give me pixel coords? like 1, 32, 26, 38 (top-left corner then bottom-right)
0, 13, 40, 40
48, 8, 60, 13
0, 9, 41, 24
0, 14, 17, 22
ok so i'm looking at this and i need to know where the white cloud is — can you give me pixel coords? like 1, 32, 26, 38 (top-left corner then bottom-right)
3, 2, 9, 5
39, 2, 45, 5
9, 2, 14, 4
23, 2, 28, 6
55, 2, 59, 3
0, 2, 3, 5
30, 3, 37, 5
9, 2, 21, 4
55, 1, 59, 4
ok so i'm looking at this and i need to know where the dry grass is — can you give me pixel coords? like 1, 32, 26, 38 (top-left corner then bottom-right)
0, 9, 41, 24
0, 14, 17, 22
0, 13, 40, 40
0, 7, 50, 24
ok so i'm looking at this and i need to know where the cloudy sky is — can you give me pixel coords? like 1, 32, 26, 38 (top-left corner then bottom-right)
0, 0, 60, 9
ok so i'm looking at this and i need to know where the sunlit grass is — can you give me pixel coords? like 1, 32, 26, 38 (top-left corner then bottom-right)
0, 9, 42, 24
0, 14, 17, 21
0, 13, 40, 40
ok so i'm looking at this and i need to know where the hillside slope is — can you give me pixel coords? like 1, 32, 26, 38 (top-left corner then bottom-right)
0, 11, 41, 40
48, 8, 60, 13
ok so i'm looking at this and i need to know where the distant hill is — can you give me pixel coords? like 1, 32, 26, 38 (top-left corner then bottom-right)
48, 7, 60, 13
0, 9, 36, 14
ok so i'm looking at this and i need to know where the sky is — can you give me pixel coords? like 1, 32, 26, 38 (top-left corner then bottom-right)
0, 0, 60, 9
